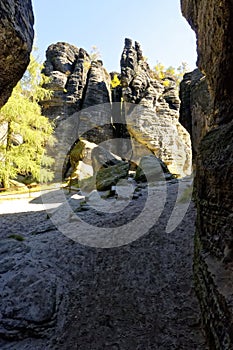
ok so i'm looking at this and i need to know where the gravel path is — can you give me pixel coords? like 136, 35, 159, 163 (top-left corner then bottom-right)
0, 180, 207, 349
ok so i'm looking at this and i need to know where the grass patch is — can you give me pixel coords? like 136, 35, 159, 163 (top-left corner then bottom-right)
8, 234, 25, 241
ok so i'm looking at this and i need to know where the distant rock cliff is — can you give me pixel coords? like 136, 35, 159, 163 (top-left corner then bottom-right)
179, 68, 214, 158
43, 39, 192, 178
0, 0, 34, 108
181, 0, 233, 347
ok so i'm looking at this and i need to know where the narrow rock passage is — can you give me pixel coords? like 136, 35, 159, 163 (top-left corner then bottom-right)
0, 181, 207, 349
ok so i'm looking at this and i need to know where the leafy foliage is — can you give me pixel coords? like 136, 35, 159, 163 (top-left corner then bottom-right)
0, 54, 54, 189
151, 62, 189, 86
110, 74, 121, 89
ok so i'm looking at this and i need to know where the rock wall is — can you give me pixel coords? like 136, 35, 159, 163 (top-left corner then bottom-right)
181, 0, 233, 125
181, 0, 233, 348
121, 38, 192, 177
42, 39, 192, 178
0, 0, 34, 108
42, 42, 113, 145
42, 42, 90, 121
179, 68, 214, 158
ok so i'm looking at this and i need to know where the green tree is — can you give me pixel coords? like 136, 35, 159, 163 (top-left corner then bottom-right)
0, 55, 54, 189
151, 61, 189, 86
110, 74, 121, 89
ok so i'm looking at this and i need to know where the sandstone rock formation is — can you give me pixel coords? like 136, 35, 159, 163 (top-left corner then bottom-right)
181, 0, 233, 347
135, 155, 174, 182
181, 0, 233, 125
42, 42, 90, 120
42, 42, 113, 145
179, 68, 214, 157
43, 39, 192, 180
0, 0, 34, 108
120, 38, 192, 177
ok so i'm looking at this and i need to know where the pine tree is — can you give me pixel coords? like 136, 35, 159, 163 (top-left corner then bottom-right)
0, 54, 54, 189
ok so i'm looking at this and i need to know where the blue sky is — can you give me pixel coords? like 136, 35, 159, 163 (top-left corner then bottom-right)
31, 0, 197, 73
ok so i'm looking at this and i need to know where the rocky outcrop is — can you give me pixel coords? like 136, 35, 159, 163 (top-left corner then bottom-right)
120, 38, 192, 177
179, 69, 214, 157
82, 60, 111, 109
42, 42, 90, 120
42, 42, 113, 145
181, 0, 233, 125
42, 43, 112, 123
181, 0, 233, 347
0, 0, 34, 108
44, 39, 192, 180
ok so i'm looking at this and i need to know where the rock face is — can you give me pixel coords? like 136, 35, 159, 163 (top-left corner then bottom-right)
120, 38, 192, 177
42, 42, 90, 120
42, 42, 113, 145
179, 68, 214, 157
42, 43, 112, 122
181, 0, 233, 125
44, 39, 192, 180
181, 0, 233, 347
0, 0, 34, 108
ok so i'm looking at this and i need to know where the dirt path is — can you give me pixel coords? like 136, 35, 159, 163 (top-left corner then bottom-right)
0, 181, 207, 349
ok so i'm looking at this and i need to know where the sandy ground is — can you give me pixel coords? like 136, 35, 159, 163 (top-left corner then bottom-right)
0, 180, 208, 349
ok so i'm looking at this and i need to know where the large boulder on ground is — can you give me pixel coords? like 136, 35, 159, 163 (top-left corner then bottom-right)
126, 106, 192, 177
96, 161, 129, 191
135, 155, 174, 183
69, 139, 122, 181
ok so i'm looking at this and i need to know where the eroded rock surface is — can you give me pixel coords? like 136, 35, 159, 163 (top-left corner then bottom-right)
181, 0, 233, 347
181, 0, 233, 125
179, 69, 214, 157
120, 38, 192, 177
42, 42, 90, 120
0, 0, 34, 108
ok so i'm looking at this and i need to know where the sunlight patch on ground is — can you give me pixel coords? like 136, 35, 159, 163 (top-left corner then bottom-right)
0, 199, 61, 214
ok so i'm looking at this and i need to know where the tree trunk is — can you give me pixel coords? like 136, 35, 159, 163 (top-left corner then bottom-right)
2, 121, 12, 189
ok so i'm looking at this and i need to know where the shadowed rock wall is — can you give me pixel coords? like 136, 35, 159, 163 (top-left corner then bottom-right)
179, 68, 214, 158
0, 0, 34, 108
181, 0, 233, 348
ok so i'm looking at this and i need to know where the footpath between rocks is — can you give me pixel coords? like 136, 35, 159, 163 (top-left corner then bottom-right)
0, 180, 207, 349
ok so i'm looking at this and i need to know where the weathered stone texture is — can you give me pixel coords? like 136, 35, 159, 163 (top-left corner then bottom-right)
121, 38, 192, 177
44, 39, 192, 179
42, 42, 90, 120
0, 0, 34, 108
181, 0, 233, 347
181, 0, 233, 124
42, 43, 113, 144
179, 68, 214, 157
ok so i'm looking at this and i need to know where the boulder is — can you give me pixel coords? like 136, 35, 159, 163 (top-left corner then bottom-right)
126, 106, 192, 177
135, 155, 174, 183
69, 139, 122, 180
95, 161, 129, 191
